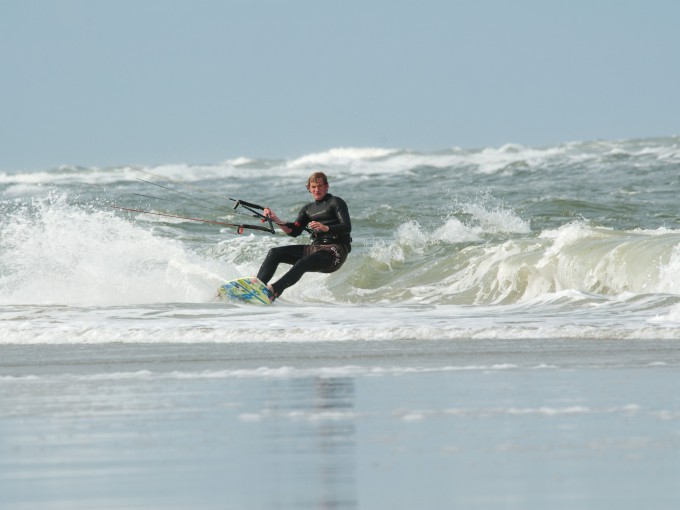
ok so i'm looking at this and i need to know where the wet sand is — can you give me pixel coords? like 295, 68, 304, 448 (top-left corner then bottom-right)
2, 339, 679, 509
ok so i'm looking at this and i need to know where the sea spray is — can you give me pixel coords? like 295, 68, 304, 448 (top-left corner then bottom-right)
0, 195, 225, 305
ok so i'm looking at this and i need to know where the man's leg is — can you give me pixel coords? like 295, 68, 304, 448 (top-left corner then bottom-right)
270, 249, 335, 297
257, 245, 305, 284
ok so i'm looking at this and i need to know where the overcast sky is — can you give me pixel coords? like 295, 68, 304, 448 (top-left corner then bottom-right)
2, 0, 678, 170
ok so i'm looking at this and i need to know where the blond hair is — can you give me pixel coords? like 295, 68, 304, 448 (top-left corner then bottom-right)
306, 171, 328, 190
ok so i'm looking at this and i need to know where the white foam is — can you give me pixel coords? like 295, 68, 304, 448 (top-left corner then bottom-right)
288, 147, 400, 167
0, 363, 533, 384
394, 404, 641, 421
658, 244, 680, 294
0, 195, 227, 306
432, 217, 483, 243
457, 201, 531, 234
367, 197, 529, 268
3, 137, 677, 188
650, 303, 680, 324
4, 306, 680, 345
471, 143, 568, 174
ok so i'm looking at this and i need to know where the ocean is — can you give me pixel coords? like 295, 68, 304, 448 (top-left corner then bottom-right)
1, 137, 680, 509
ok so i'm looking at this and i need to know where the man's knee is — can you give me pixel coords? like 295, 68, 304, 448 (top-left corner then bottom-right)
264, 247, 282, 261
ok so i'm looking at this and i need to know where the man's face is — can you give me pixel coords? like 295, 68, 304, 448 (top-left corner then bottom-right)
308, 180, 328, 201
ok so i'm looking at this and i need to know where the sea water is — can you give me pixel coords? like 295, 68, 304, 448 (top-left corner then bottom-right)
1, 137, 680, 508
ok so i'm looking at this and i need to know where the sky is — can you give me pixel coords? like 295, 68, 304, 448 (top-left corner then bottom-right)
1, 0, 679, 171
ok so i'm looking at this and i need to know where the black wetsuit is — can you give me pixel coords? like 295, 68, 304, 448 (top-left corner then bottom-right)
257, 193, 351, 297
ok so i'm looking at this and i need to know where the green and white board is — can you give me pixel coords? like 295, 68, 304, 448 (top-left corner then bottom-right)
218, 277, 274, 305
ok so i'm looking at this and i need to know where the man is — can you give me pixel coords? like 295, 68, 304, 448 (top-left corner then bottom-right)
257, 171, 351, 301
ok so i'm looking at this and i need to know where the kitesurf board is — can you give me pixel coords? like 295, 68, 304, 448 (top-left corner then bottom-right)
218, 277, 274, 305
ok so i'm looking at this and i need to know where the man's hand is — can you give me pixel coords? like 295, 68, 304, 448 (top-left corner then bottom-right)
308, 221, 329, 232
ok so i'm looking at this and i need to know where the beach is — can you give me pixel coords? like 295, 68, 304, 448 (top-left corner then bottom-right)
2, 338, 680, 509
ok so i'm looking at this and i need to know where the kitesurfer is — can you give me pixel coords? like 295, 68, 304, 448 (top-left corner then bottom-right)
257, 172, 352, 300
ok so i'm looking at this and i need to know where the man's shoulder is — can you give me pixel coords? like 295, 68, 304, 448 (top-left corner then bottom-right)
302, 193, 348, 212
327, 194, 348, 206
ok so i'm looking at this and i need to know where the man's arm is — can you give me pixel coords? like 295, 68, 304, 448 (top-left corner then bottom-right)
265, 207, 310, 237
263, 208, 293, 234
327, 196, 351, 234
